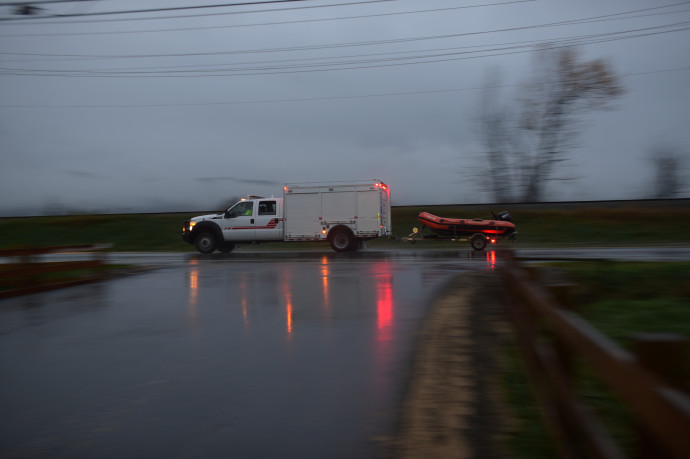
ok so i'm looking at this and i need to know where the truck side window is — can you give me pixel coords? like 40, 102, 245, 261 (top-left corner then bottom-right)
258, 201, 276, 216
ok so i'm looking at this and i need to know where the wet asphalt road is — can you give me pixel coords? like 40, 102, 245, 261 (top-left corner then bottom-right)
0, 250, 501, 459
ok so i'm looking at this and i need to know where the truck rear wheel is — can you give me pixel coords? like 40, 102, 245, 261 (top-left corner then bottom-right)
329, 228, 355, 252
195, 232, 217, 254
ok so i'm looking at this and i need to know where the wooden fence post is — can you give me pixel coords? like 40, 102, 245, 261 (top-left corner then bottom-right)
632, 333, 688, 459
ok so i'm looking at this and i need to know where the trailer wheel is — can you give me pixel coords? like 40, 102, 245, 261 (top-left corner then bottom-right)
470, 234, 487, 251
195, 232, 217, 254
329, 228, 355, 252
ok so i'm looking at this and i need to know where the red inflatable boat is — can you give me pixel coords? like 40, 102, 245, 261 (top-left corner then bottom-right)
417, 210, 516, 250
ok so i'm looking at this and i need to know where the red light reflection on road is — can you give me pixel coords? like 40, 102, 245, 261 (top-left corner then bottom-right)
282, 271, 293, 339
486, 250, 496, 271
239, 274, 249, 328
287, 301, 293, 336
187, 260, 200, 329
372, 261, 395, 344
188, 263, 199, 306
372, 262, 395, 402
377, 276, 394, 332
321, 256, 331, 318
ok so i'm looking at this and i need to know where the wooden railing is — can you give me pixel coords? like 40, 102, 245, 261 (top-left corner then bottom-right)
0, 244, 111, 299
501, 253, 690, 459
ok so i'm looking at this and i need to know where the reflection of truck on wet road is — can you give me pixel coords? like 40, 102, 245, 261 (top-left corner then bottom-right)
182, 180, 392, 253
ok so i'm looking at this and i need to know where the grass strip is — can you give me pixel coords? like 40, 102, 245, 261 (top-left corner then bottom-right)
1, 203, 689, 251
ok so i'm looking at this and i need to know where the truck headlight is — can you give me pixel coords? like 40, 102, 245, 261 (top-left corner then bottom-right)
189, 221, 196, 231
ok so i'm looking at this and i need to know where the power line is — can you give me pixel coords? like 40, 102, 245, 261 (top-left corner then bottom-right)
3, 14, 689, 71
0, 0, 313, 20
2, 23, 689, 78
0, 0, 537, 37
3, 0, 689, 30
2, 66, 688, 109
2, 10, 689, 63
0, 3, 688, 85
0, 0, 392, 22
0, 28, 624, 75
0, 0, 102, 17
1, 38, 556, 72
0, 0, 101, 5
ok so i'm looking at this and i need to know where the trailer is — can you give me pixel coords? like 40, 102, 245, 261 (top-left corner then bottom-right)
406, 210, 517, 251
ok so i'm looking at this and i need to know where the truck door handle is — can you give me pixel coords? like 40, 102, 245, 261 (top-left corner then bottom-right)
251, 219, 254, 224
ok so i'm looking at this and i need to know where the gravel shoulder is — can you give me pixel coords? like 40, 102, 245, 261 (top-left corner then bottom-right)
391, 272, 513, 459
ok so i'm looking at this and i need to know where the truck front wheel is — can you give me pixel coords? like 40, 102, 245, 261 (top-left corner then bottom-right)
195, 232, 217, 254
329, 228, 355, 252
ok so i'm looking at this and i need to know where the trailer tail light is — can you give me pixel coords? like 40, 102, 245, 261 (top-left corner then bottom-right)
322, 229, 327, 234
490, 238, 496, 244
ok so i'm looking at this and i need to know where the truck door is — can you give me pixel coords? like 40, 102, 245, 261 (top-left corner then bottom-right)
221, 200, 256, 241
254, 200, 283, 241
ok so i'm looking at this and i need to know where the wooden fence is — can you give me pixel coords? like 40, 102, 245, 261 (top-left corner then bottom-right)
501, 253, 690, 459
0, 244, 111, 299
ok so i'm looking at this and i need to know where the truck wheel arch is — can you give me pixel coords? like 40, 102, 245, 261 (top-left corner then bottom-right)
328, 226, 356, 252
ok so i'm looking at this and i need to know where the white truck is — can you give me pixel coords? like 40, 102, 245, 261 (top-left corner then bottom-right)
182, 180, 392, 253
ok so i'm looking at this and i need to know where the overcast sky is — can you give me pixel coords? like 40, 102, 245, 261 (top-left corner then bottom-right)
1, 0, 689, 215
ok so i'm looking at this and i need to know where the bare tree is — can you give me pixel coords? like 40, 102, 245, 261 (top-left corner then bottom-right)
477, 46, 624, 202
476, 70, 522, 202
648, 145, 688, 198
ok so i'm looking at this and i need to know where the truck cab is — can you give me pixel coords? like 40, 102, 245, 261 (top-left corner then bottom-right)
222, 198, 284, 241
182, 197, 284, 253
